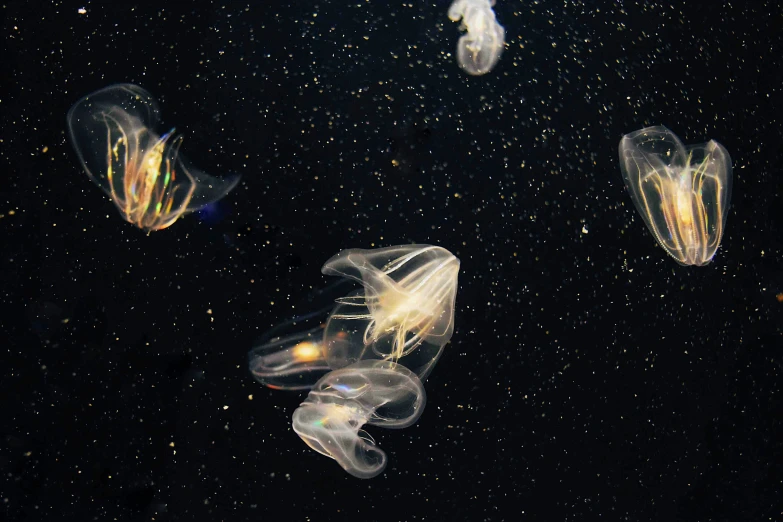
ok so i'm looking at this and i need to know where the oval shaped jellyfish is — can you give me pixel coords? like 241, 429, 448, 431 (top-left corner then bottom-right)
292, 360, 426, 479
619, 125, 733, 266
321, 245, 460, 380
448, 0, 505, 76
67, 84, 240, 232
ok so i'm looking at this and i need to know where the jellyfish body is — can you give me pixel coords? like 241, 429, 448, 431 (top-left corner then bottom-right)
619, 125, 732, 266
321, 244, 460, 380
67, 84, 240, 232
250, 244, 460, 478
448, 0, 505, 75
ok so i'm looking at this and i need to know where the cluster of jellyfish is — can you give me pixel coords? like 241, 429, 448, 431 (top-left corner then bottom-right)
64, 0, 735, 481
248, 245, 460, 478
619, 125, 732, 266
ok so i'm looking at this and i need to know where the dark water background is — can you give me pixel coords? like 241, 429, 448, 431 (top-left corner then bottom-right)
1, 1, 781, 520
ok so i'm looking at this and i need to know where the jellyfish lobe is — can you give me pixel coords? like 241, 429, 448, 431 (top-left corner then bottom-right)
292, 360, 426, 479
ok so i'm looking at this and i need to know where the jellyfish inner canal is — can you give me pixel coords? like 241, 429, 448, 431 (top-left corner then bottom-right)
292, 341, 322, 363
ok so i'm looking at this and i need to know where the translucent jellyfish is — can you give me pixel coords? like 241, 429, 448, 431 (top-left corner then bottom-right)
292, 360, 426, 479
67, 84, 240, 232
321, 245, 460, 381
248, 324, 329, 391
249, 280, 356, 390
250, 245, 460, 478
448, 0, 505, 76
619, 125, 733, 266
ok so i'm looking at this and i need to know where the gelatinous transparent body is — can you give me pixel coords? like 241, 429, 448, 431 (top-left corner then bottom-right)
448, 0, 505, 76
322, 245, 460, 380
292, 360, 425, 479
249, 280, 356, 390
250, 245, 460, 478
67, 84, 240, 232
619, 125, 733, 266
249, 324, 329, 391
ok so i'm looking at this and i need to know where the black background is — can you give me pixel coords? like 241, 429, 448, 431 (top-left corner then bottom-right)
2, 0, 781, 521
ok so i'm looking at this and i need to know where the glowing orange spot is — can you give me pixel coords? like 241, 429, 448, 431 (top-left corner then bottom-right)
776, 293, 783, 303
292, 342, 321, 362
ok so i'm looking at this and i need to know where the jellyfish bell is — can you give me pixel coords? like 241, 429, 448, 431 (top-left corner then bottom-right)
321, 244, 460, 380
619, 125, 732, 266
291, 360, 427, 479
67, 83, 240, 232
448, 0, 505, 76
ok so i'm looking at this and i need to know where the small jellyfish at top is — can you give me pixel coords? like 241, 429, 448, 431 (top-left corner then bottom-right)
321, 245, 460, 381
448, 0, 505, 76
292, 360, 426, 479
67, 84, 240, 232
619, 125, 733, 266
